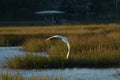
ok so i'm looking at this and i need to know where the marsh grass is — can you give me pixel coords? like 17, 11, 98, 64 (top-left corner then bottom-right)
22, 38, 51, 52
1, 24, 120, 68
4, 52, 120, 69
0, 72, 65, 80
0, 24, 119, 46
4, 55, 67, 69
0, 72, 25, 80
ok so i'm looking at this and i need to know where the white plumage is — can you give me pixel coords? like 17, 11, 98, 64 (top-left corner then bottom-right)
46, 35, 70, 59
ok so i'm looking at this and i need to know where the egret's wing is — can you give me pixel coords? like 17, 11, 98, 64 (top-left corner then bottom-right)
61, 36, 69, 43
46, 35, 70, 59
46, 35, 59, 41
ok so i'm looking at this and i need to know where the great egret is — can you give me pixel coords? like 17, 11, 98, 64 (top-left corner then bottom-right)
46, 35, 70, 59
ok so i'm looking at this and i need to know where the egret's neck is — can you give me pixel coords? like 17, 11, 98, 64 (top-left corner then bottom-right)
66, 45, 70, 59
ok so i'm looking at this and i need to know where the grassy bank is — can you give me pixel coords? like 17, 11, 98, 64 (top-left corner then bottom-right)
1, 24, 120, 68
3, 54, 120, 69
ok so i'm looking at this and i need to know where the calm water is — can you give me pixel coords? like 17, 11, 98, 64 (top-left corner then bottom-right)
0, 47, 120, 80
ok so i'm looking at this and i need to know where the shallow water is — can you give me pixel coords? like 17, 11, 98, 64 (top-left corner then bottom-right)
0, 47, 25, 61
0, 47, 120, 80
1, 68, 120, 80
0, 47, 48, 61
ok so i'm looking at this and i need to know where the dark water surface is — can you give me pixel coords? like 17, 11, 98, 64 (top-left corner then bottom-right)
0, 47, 120, 80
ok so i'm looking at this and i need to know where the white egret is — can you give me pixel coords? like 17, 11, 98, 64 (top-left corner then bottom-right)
46, 35, 70, 59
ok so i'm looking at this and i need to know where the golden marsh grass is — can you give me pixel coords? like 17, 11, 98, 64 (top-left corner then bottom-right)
1, 24, 120, 68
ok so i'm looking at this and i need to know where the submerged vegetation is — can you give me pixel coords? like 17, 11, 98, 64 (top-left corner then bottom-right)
0, 24, 120, 68
0, 72, 65, 80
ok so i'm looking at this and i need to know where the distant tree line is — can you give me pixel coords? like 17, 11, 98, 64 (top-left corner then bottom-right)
0, 0, 120, 24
